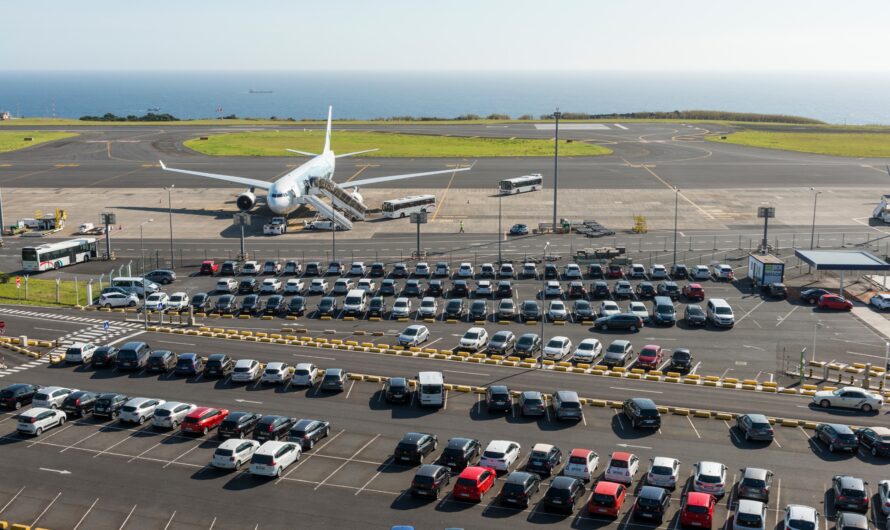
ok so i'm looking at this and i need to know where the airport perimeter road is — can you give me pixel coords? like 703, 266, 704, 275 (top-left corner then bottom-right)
0, 347, 887, 530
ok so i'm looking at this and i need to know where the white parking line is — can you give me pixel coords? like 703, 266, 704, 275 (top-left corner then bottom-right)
163, 442, 203, 468
774, 479, 781, 526
735, 300, 765, 324
610, 386, 663, 394
208, 517, 216, 530
61, 429, 102, 453
94, 430, 139, 458
443, 390, 449, 410
724, 420, 742, 444
163, 510, 177, 530
31, 491, 62, 528
686, 416, 701, 439
0, 485, 25, 514
345, 380, 356, 400
775, 305, 799, 327
276, 429, 345, 484
314, 434, 380, 490
73, 497, 100, 530
355, 456, 394, 495
119, 504, 137, 530
28, 423, 73, 448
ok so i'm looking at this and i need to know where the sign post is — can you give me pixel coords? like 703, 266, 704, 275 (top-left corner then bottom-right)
410, 212, 428, 258
757, 206, 775, 255
233, 213, 251, 261
100, 212, 117, 260
799, 347, 806, 387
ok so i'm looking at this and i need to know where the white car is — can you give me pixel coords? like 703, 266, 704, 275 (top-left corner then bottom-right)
417, 297, 438, 318
434, 262, 450, 277
213, 439, 261, 469
784, 505, 819, 530
260, 278, 282, 294
166, 292, 189, 311
712, 263, 734, 281
600, 300, 621, 317
650, 264, 668, 279
542, 336, 572, 360
261, 362, 291, 385
457, 262, 475, 278
97, 292, 139, 308
399, 325, 430, 347
499, 263, 514, 278
563, 448, 599, 482
871, 293, 890, 310
544, 281, 563, 298
231, 359, 261, 383
693, 460, 727, 496
547, 300, 568, 321
733, 500, 767, 530
17, 407, 66, 436
291, 363, 318, 387
284, 279, 305, 294
604, 452, 639, 484
878, 480, 890, 515
475, 280, 493, 298
480, 263, 496, 278
479, 440, 521, 472
249, 440, 302, 477
216, 278, 238, 293
812, 387, 883, 412
144, 292, 170, 310
33, 386, 76, 409
646, 457, 681, 490
65, 342, 97, 364
572, 338, 602, 364
120, 397, 166, 424
391, 297, 412, 318
459, 327, 489, 351
564, 263, 582, 279
629, 301, 650, 322
628, 264, 647, 279
152, 401, 197, 429
414, 262, 430, 277
357, 278, 376, 292
349, 262, 366, 276
614, 280, 634, 298
691, 265, 711, 280
308, 279, 329, 294
521, 263, 538, 278
241, 261, 260, 275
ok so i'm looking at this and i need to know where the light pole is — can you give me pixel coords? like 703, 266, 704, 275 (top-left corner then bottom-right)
331, 216, 337, 263
672, 187, 679, 268
498, 193, 502, 264
812, 321, 822, 362
140, 218, 154, 330
139, 219, 153, 275
552, 109, 561, 228
164, 185, 175, 269
809, 188, 821, 250
539, 241, 550, 369
884, 342, 889, 391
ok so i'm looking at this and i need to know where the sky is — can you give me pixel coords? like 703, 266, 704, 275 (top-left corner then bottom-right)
2, 0, 888, 71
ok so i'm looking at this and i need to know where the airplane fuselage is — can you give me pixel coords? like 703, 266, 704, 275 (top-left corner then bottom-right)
266, 151, 336, 214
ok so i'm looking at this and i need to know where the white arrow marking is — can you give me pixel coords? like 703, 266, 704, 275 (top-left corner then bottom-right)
39, 467, 71, 475
616, 443, 652, 450
235, 399, 263, 405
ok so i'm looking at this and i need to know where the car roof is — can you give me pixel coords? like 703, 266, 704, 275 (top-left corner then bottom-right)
531, 443, 554, 453
652, 456, 677, 467
266, 361, 286, 369
446, 437, 475, 449
631, 397, 658, 409
234, 359, 255, 367
506, 471, 536, 484
838, 512, 869, 527
157, 401, 187, 410
226, 411, 252, 420
207, 353, 227, 360
686, 491, 713, 506
697, 461, 723, 474
293, 419, 319, 429
742, 467, 769, 480
744, 414, 770, 424
611, 339, 630, 347
489, 385, 509, 393
521, 390, 542, 399
325, 368, 343, 375
19, 407, 53, 417
125, 397, 152, 405
416, 464, 446, 477
639, 485, 666, 499
737, 499, 764, 514
550, 476, 577, 489
837, 475, 865, 488
611, 452, 632, 461
187, 406, 213, 416
594, 480, 622, 494
39, 386, 68, 393
786, 504, 817, 521
570, 448, 593, 458
218, 438, 256, 450
870, 426, 890, 435
458, 466, 488, 479
256, 440, 291, 453
485, 440, 515, 451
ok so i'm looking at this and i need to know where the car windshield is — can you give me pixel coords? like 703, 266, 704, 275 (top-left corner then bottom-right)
578, 343, 594, 351
402, 328, 418, 336
743, 478, 766, 488
841, 488, 864, 498
715, 307, 732, 315
673, 351, 690, 360
610, 460, 628, 468
463, 332, 479, 340
547, 339, 565, 348
651, 465, 673, 475
736, 513, 763, 527
607, 344, 626, 354
686, 505, 709, 514
518, 337, 534, 347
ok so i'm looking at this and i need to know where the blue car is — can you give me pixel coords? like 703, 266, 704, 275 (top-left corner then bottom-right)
509, 224, 529, 236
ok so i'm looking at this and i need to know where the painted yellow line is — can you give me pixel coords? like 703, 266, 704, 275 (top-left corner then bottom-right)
343, 164, 372, 184
0, 165, 61, 184
430, 167, 461, 223
90, 167, 145, 187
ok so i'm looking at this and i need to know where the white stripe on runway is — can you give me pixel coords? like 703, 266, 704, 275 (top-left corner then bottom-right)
614, 123, 628, 130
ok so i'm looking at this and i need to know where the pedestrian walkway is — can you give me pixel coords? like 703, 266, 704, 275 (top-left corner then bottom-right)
0, 307, 109, 325
851, 305, 890, 342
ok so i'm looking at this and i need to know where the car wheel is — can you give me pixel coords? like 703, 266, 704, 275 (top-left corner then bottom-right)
601, 324, 608, 330
820, 399, 831, 408
14, 401, 21, 410
308, 438, 314, 450
275, 467, 282, 477
872, 446, 878, 456
104, 303, 112, 309
138, 416, 145, 425
325, 427, 330, 438
630, 324, 637, 331
809, 298, 816, 304
861, 404, 873, 413
36, 427, 43, 435
58, 417, 65, 427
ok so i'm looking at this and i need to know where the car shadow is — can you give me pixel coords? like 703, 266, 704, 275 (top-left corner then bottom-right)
434, 494, 478, 513
191, 465, 234, 481
805, 437, 857, 461
610, 414, 653, 440
222, 472, 271, 491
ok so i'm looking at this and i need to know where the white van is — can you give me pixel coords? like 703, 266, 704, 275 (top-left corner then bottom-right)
417, 371, 445, 408
707, 298, 735, 328
343, 289, 368, 315
111, 276, 159, 297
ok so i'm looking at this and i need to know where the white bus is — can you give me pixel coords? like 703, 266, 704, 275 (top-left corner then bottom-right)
381, 195, 436, 218
499, 174, 543, 195
21, 238, 98, 272
417, 371, 445, 408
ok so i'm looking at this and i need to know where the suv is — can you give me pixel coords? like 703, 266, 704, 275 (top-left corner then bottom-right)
93, 392, 129, 419
410, 464, 451, 499
146, 350, 177, 373
488, 331, 515, 354
369, 263, 386, 277
623, 397, 661, 429
394, 432, 438, 464
497, 298, 516, 320
603, 340, 633, 368
219, 411, 263, 440
438, 437, 481, 471
520, 300, 541, 321
486, 385, 513, 413
145, 269, 176, 285
444, 299, 465, 319
552, 390, 583, 421
61, 390, 98, 417
220, 261, 240, 276
526, 443, 563, 476
515, 333, 542, 358
204, 354, 234, 378
117, 341, 151, 371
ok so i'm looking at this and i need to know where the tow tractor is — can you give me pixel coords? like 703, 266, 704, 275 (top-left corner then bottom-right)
263, 217, 288, 235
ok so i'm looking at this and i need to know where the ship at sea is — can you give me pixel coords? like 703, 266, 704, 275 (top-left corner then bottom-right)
248, 89, 273, 94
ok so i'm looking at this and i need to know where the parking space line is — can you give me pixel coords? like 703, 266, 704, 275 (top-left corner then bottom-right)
774, 479, 781, 526
443, 390, 449, 410
31, 491, 62, 528
61, 429, 102, 453
119, 504, 137, 530
73, 497, 100, 530
28, 423, 73, 447
94, 431, 140, 458
208, 517, 216, 530
275, 429, 345, 484
345, 380, 356, 399
772, 436, 782, 449
776, 305, 799, 327
355, 456, 394, 495
613, 409, 625, 430
163, 441, 203, 468
735, 300, 765, 324
313, 434, 380, 490
724, 420, 742, 444
0, 485, 25, 514
685, 416, 701, 439
163, 510, 177, 530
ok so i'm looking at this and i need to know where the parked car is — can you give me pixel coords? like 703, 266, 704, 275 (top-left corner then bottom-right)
681, 492, 717, 529
394, 432, 438, 464
249, 440, 301, 477
16, 407, 66, 436
519, 390, 546, 417
453, 466, 497, 502
657, 281, 681, 299
683, 283, 705, 301
459, 327, 488, 351
33, 386, 75, 409
563, 448, 599, 482
520, 300, 541, 321
514, 333, 541, 358
736, 413, 774, 442
291, 363, 318, 387
818, 294, 853, 311
203, 354, 234, 378
602, 340, 634, 368
685, 304, 707, 326
152, 401, 197, 429
833, 475, 870, 512
283, 261, 301, 275
238, 278, 259, 294
572, 338, 602, 364
588, 480, 628, 517
410, 464, 451, 499
61, 390, 98, 417
0, 383, 39, 410
218, 411, 263, 440
146, 350, 177, 373
145, 269, 176, 285
543, 476, 585, 513
488, 331, 515, 355
92, 392, 129, 420
486, 385, 513, 413
604, 452, 639, 484
480, 440, 521, 472
231, 359, 261, 383
190, 292, 212, 313
287, 419, 331, 450
499, 471, 540, 508
542, 336, 572, 360
438, 437, 481, 471
692, 461, 727, 497
647, 456, 681, 490
854, 426, 890, 456
633, 485, 671, 523
200, 260, 220, 275
260, 362, 291, 385
320, 368, 348, 391
220, 261, 240, 276
526, 443, 562, 477
65, 342, 97, 364
98, 291, 139, 308
573, 299, 595, 320
814, 423, 859, 453
120, 397, 166, 424
212, 439, 261, 470
254, 415, 297, 442
738, 467, 774, 501
691, 265, 711, 280
636, 344, 663, 370
623, 397, 661, 429
670, 348, 694, 372
215, 294, 236, 314
384, 377, 411, 404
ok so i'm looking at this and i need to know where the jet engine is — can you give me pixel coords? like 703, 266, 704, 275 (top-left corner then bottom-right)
350, 187, 364, 205
236, 191, 256, 211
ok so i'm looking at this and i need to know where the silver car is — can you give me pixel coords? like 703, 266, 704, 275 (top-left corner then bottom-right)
120, 397, 166, 424
152, 402, 197, 429
646, 457, 681, 490
33, 386, 76, 409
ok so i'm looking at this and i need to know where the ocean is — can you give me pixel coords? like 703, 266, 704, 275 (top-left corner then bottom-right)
2, 71, 890, 125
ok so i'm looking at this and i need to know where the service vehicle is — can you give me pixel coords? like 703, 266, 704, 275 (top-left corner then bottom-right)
499, 174, 543, 195
748, 254, 785, 289
22, 237, 98, 272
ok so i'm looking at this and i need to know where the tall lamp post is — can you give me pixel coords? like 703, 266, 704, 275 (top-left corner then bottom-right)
140, 218, 154, 329
539, 241, 550, 369
164, 185, 175, 269
552, 109, 561, 228
672, 187, 679, 268
139, 219, 153, 275
498, 193, 502, 264
809, 188, 821, 250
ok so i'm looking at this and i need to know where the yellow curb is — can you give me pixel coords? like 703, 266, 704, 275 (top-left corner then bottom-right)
715, 412, 733, 420
590, 399, 607, 407
693, 410, 711, 418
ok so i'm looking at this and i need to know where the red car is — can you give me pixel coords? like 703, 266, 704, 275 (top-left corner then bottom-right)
452, 466, 496, 502
680, 492, 716, 528
200, 260, 219, 275
818, 294, 853, 311
607, 264, 623, 279
637, 345, 664, 370
588, 480, 627, 517
682, 283, 705, 301
181, 407, 229, 435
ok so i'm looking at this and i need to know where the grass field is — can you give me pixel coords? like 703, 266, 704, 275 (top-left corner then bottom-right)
0, 131, 78, 153
0, 275, 89, 307
184, 130, 613, 157
707, 130, 890, 157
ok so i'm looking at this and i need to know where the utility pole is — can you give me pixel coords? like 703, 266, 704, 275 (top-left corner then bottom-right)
809, 188, 821, 250
552, 108, 561, 228
672, 187, 679, 267
165, 185, 175, 269
411, 212, 427, 258
0, 186, 5, 239
233, 213, 250, 261
331, 216, 336, 263
539, 241, 550, 369
498, 193, 502, 263
100, 212, 116, 260
757, 206, 775, 254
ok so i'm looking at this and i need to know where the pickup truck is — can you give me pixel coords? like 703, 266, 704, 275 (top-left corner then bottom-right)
263, 217, 288, 235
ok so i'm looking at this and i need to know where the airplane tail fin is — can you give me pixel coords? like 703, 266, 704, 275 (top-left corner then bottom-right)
323, 106, 333, 153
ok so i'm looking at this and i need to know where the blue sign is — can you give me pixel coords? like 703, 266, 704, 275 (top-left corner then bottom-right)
103, 320, 110, 331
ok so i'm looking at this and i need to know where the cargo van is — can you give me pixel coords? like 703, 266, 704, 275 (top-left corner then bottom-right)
111, 277, 159, 297
652, 296, 676, 326
707, 298, 735, 328
343, 289, 368, 315
417, 371, 445, 408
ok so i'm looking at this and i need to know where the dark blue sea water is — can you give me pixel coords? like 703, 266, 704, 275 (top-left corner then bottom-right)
2, 71, 890, 124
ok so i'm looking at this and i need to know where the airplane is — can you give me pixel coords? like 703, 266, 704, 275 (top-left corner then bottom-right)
159, 106, 474, 223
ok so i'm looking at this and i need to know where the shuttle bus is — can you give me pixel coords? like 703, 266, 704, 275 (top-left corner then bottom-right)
381, 195, 436, 218
499, 174, 544, 195
21, 237, 98, 272
417, 371, 445, 407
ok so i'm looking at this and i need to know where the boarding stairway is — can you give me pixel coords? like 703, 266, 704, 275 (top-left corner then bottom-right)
311, 178, 368, 221
303, 195, 354, 231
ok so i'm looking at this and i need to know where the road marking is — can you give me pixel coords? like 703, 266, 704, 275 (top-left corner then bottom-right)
686, 416, 701, 439
430, 167, 463, 223
443, 389, 449, 410
0, 486, 25, 514
39, 467, 72, 474
345, 380, 356, 400
29, 423, 73, 447
61, 429, 102, 453
73, 497, 100, 530
208, 517, 216, 530
356, 456, 394, 495
772, 436, 782, 449
845, 350, 886, 360
163, 442, 203, 469
292, 353, 336, 361
775, 305, 799, 326
107, 330, 146, 346
343, 164, 372, 184
275, 429, 345, 484
31, 491, 62, 528
724, 420, 742, 445
119, 504, 137, 530
128, 441, 163, 463
735, 300, 765, 324
157, 340, 196, 346
774, 479, 781, 527
314, 434, 380, 490
163, 510, 177, 530
610, 386, 663, 394
614, 124, 628, 130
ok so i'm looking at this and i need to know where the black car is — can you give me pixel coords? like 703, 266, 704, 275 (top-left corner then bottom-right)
379, 279, 397, 296
175, 353, 203, 376
469, 300, 488, 321
287, 296, 306, 316
305, 262, 321, 276
92, 392, 129, 419
514, 333, 542, 358
426, 280, 444, 297
855, 427, 890, 456
384, 377, 411, 404
591, 281, 611, 299
499, 471, 540, 508
190, 292, 212, 313
671, 264, 688, 279
636, 282, 656, 299
814, 423, 858, 453
595, 313, 644, 331
488, 331, 515, 355
633, 485, 671, 523
218, 411, 262, 440
669, 348, 693, 372
203, 353, 234, 378
145, 269, 176, 285
444, 299, 465, 319
526, 444, 563, 476
767, 282, 788, 299
832, 475, 869, 512
410, 464, 451, 498
801, 288, 831, 304
588, 263, 604, 278
264, 295, 286, 315
602, 340, 633, 368
496, 281, 513, 298
403, 279, 423, 297
657, 281, 681, 300
368, 297, 387, 317
288, 418, 331, 449
486, 385, 513, 413
61, 390, 98, 417
520, 300, 541, 321
215, 294, 236, 314
438, 437, 481, 471
544, 263, 559, 279
317, 296, 338, 317
254, 415, 297, 442
450, 280, 469, 297
91, 346, 119, 368
568, 281, 587, 299
0, 383, 39, 410
240, 294, 260, 315
623, 397, 661, 429
220, 261, 240, 275
369, 263, 386, 277
146, 350, 177, 373
394, 432, 438, 465
573, 300, 595, 320
543, 476, 585, 513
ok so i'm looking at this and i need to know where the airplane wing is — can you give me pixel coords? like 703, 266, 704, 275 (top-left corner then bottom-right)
158, 160, 273, 190
347, 162, 475, 187
286, 149, 319, 157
